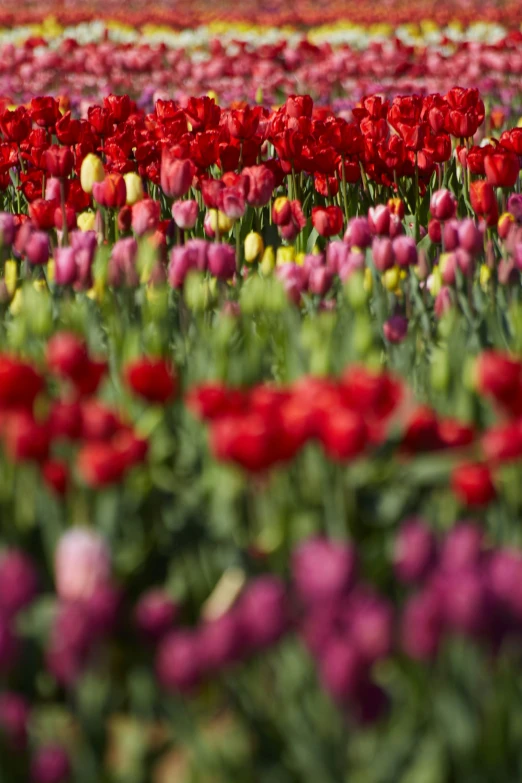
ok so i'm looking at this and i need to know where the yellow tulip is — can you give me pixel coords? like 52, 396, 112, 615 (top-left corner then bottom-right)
80, 154, 105, 194
77, 212, 96, 232
244, 232, 264, 263
480, 264, 491, 290
4, 259, 17, 297
382, 266, 400, 291
123, 172, 144, 206
9, 289, 23, 316
260, 246, 275, 275
276, 246, 295, 265
209, 210, 234, 234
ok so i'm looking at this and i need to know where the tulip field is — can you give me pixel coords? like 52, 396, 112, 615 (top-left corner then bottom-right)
3, 2, 522, 781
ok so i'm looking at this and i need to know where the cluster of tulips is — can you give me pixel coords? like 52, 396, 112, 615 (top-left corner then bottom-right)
0, 20, 522, 106
1, 0, 521, 30
0, 43, 522, 777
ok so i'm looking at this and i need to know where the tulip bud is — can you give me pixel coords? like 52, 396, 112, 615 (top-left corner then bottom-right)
30, 745, 70, 783
260, 246, 275, 275
428, 218, 441, 243
93, 174, 127, 209
77, 211, 96, 232
458, 219, 483, 255
123, 172, 144, 206
507, 194, 522, 222
172, 199, 198, 230
54, 528, 111, 602
272, 197, 292, 226
207, 243, 236, 279
372, 236, 394, 272
344, 217, 371, 248
4, 260, 17, 297
25, 231, 49, 266
382, 265, 400, 291
393, 236, 417, 268
131, 198, 160, 237
498, 212, 515, 240
244, 232, 264, 263
368, 204, 391, 235
383, 315, 408, 344
276, 246, 295, 265
0, 213, 15, 247
45, 178, 61, 202
207, 210, 234, 235
80, 153, 105, 194
430, 188, 457, 221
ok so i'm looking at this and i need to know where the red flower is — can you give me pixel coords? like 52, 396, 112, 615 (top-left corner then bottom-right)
451, 462, 495, 507
77, 442, 127, 487
319, 407, 367, 461
210, 412, 277, 472
87, 106, 114, 137
285, 95, 314, 119
44, 145, 74, 179
125, 358, 177, 404
29, 199, 58, 231
103, 94, 132, 124
92, 173, 127, 209
475, 351, 522, 417
242, 164, 275, 207
46, 332, 88, 381
0, 356, 44, 411
42, 460, 69, 496
0, 108, 31, 143
186, 382, 247, 420
311, 206, 343, 237
227, 106, 260, 140
160, 151, 195, 198
30, 97, 61, 129
484, 149, 520, 188
184, 96, 221, 132
55, 112, 82, 146
4, 412, 49, 463
470, 180, 496, 216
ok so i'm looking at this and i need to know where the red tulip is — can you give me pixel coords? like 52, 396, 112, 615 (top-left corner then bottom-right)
125, 357, 177, 403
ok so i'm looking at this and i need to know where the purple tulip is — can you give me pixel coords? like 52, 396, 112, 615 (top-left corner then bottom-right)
393, 235, 417, 268
197, 611, 243, 672
54, 247, 77, 286
372, 236, 394, 272
0, 212, 15, 246
0, 692, 30, 750
25, 231, 49, 266
383, 315, 408, 344
430, 188, 457, 221
292, 537, 357, 606
401, 590, 442, 660
442, 219, 460, 250
156, 630, 201, 692
394, 518, 437, 584
439, 522, 484, 572
31, 745, 70, 783
135, 589, 179, 640
344, 217, 371, 248
207, 242, 236, 279
320, 639, 366, 702
349, 592, 394, 662
238, 575, 289, 651
0, 549, 38, 618
458, 218, 483, 255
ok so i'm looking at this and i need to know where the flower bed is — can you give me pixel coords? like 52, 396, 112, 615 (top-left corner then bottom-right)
1, 19, 522, 781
